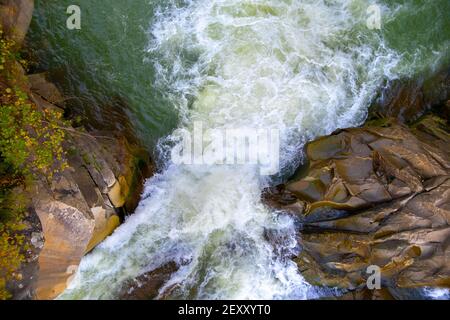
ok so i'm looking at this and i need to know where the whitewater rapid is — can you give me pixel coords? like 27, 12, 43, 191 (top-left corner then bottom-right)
60, 0, 401, 300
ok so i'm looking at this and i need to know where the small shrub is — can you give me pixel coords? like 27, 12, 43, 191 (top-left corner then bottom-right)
0, 87, 68, 178
1, 28, 68, 178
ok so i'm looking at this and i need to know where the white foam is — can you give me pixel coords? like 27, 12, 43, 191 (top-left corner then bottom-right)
60, 0, 401, 300
422, 287, 450, 300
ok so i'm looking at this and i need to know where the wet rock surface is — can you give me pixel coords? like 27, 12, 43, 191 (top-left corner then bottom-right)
119, 262, 179, 300
370, 68, 450, 123
264, 115, 450, 298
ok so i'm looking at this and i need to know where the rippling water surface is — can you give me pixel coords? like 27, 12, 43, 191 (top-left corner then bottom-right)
28, 0, 450, 300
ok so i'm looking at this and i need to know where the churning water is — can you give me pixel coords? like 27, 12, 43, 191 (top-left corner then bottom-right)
29, 0, 449, 299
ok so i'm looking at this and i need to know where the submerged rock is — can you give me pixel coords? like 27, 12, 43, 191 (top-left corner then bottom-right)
264, 115, 450, 297
118, 262, 179, 300
370, 68, 450, 123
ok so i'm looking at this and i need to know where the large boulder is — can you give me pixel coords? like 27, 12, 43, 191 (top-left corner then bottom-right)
30, 135, 153, 300
32, 179, 96, 300
264, 115, 450, 297
28, 75, 153, 300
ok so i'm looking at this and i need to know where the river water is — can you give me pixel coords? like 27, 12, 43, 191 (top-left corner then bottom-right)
28, 0, 449, 299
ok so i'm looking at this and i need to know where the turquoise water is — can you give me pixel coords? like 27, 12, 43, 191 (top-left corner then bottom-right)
29, 0, 450, 149
382, 0, 450, 74
29, 0, 179, 147
28, 1, 450, 300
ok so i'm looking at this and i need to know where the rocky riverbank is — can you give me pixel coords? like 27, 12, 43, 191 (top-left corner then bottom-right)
264, 69, 450, 299
1, 0, 154, 300
2, 0, 449, 301
115, 70, 450, 300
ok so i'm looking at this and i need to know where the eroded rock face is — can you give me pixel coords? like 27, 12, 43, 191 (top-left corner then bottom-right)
1, 70, 154, 300
33, 195, 95, 300
1, 4, 154, 298
29, 136, 152, 299
26, 74, 154, 300
264, 116, 450, 296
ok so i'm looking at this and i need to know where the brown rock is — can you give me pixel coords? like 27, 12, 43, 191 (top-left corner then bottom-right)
0, 0, 34, 46
28, 73, 64, 107
1, 0, 155, 300
370, 69, 450, 123
33, 177, 95, 300
85, 207, 120, 254
29, 129, 153, 300
264, 116, 450, 297
119, 262, 179, 300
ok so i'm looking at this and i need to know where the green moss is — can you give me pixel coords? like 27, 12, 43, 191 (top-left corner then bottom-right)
91, 154, 102, 172
81, 152, 92, 166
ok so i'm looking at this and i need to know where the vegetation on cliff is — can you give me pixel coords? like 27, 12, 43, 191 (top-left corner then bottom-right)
0, 28, 67, 299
